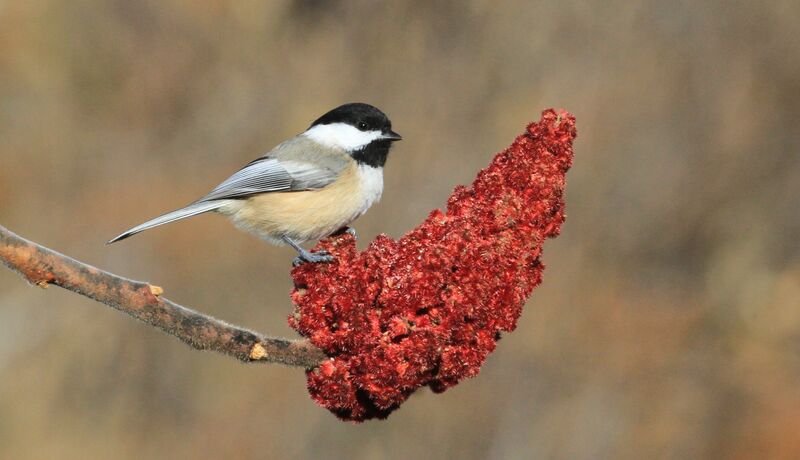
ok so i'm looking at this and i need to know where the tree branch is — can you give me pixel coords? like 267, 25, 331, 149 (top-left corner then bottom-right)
0, 224, 326, 368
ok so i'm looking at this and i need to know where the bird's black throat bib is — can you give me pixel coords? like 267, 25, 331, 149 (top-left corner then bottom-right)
352, 139, 393, 168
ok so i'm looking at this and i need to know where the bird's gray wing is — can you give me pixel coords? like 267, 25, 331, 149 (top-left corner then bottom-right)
108, 138, 346, 243
198, 157, 340, 202
108, 158, 337, 243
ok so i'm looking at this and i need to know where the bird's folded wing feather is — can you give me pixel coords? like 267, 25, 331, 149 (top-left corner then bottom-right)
198, 157, 340, 202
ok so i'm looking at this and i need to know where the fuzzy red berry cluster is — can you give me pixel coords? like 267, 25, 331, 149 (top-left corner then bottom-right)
289, 109, 576, 421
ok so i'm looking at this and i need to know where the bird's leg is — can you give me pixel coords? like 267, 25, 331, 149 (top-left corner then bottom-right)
332, 226, 358, 241
282, 236, 334, 266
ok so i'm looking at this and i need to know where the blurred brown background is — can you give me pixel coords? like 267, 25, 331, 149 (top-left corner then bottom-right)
1, 1, 798, 459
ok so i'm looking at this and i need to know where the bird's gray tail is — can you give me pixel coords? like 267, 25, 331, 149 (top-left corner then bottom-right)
107, 201, 227, 244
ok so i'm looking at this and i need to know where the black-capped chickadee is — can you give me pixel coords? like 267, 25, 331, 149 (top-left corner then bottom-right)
108, 103, 402, 265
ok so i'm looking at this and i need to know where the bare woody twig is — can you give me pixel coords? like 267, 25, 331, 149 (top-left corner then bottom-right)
0, 224, 326, 368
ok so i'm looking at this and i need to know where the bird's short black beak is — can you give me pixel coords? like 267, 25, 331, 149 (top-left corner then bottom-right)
383, 130, 403, 141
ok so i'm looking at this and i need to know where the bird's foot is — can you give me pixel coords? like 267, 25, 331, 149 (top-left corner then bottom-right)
292, 249, 335, 267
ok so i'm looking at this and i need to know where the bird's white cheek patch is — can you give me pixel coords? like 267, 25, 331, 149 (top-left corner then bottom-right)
303, 123, 383, 151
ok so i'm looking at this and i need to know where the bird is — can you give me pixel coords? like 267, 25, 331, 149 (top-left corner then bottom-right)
108, 102, 402, 265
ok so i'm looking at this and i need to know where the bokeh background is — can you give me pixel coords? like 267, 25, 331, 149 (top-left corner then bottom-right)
1, 1, 799, 458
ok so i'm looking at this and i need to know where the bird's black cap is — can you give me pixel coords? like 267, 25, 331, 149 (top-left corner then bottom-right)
310, 103, 399, 139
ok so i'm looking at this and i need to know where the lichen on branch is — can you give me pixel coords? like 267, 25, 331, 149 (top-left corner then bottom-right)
290, 109, 577, 421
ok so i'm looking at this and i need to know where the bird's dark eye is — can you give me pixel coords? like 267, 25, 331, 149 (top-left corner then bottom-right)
357, 121, 369, 131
